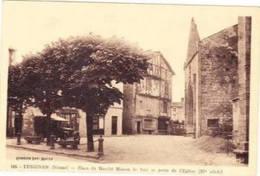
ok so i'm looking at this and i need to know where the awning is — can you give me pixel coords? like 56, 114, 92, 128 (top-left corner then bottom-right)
51, 114, 68, 122
31, 108, 44, 116
30, 107, 68, 121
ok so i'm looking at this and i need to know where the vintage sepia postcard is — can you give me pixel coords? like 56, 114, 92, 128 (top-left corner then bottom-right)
0, 1, 260, 176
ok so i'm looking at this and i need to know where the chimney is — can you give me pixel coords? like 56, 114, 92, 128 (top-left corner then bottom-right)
8, 47, 16, 65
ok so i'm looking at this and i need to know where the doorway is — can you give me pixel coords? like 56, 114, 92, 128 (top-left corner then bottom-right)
137, 121, 141, 134
111, 116, 117, 135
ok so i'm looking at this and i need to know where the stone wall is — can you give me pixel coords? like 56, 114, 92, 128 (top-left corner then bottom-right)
184, 54, 200, 136
135, 95, 160, 117
236, 16, 251, 152
104, 107, 123, 135
199, 25, 239, 135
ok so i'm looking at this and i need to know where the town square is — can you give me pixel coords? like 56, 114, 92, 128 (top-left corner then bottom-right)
1, 1, 257, 174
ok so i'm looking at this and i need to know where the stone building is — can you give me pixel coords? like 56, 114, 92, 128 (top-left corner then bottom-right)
123, 51, 174, 134
8, 103, 122, 138
184, 16, 251, 144
232, 17, 251, 163
78, 96, 123, 136
171, 98, 184, 122
12, 103, 122, 137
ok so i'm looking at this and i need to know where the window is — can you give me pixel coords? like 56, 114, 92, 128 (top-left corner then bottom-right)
58, 109, 79, 130
146, 78, 152, 93
165, 83, 169, 95
60, 113, 76, 125
143, 119, 153, 129
172, 107, 177, 113
153, 65, 159, 76
161, 81, 165, 95
93, 116, 99, 130
161, 69, 165, 79
207, 119, 219, 127
148, 63, 153, 75
155, 81, 159, 91
137, 79, 145, 93
163, 101, 168, 114
99, 117, 104, 129
92, 116, 105, 135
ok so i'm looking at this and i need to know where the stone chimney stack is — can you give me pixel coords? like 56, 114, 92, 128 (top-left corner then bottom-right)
8, 47, 16, 65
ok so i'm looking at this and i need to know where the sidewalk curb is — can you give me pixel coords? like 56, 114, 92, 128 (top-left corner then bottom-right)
7, 144, 102, 162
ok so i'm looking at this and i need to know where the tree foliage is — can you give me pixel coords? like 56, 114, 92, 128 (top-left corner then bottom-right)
8, 65, 26, 112
8, 34, 149, 150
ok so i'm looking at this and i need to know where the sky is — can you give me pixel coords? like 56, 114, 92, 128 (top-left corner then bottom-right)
1, 1, 257, 101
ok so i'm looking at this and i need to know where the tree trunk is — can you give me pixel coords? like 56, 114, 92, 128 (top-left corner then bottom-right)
46, 112, 52, 146
18, 110, 23, 134
86, 112, 94, 152
14, 111, 23, 136
15, 104, 23, 136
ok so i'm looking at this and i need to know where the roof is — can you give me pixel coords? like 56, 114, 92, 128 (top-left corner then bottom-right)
201, 24, 238, 42
144, 50, 175, 75
184, 18, 237, 68
185, 18, 200, 67
51, 114, 68, 122
31, 108, 68, 122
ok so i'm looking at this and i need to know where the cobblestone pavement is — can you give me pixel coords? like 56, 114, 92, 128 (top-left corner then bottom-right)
7, 135, 244, 166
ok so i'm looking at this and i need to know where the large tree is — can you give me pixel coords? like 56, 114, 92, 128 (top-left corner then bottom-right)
8, 64, 30, 135
8, 54, 46, 135
61, 37, 149, 151
9, 34, 149, 150
8, 53, 67, 143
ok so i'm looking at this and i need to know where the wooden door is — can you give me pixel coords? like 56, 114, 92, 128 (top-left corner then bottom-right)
111, 116, 117, 135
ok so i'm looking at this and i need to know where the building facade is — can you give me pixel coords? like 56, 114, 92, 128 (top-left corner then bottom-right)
8, 104, 122, 137
171, 98, 184, 122
123, 51, 174, 135
13, 107, 79, 137
184, 16, 251, 145
184, 18, 239, 138
78, 102, 123, 136
78, 83, 123, 136
232, 17, 251, 163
